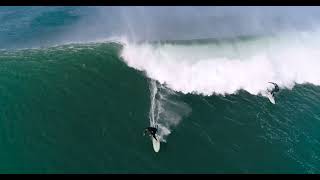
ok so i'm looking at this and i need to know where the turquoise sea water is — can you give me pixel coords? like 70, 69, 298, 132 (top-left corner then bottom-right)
0, 6, 320, 173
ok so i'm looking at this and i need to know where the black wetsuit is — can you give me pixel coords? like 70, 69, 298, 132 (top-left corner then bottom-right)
144, 127, 158, 141
269, 82, 279, 96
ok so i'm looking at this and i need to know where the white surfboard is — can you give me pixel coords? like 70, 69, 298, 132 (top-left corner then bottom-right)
266, 92, 275, 104
152, 135, 160, 153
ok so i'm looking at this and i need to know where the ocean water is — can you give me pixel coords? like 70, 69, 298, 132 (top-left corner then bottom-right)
0, 6, 320, 173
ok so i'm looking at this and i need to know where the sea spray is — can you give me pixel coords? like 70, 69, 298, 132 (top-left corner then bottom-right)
148, 80, 191, 142
120, 32, 320, 98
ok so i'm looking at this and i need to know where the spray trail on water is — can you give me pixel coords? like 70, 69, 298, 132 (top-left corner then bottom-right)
148, 80, 191, 142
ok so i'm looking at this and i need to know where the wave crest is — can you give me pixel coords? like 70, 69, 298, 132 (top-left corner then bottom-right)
120, 33, 320, 96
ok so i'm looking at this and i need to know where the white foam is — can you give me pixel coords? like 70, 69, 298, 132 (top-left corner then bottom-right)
120, 32, 320, 97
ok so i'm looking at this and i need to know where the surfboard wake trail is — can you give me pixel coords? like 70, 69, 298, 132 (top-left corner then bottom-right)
148, 80, 191, 142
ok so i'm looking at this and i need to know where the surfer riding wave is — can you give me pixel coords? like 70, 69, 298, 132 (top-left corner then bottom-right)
143, 126, 158, 141
268, 82, 279, 97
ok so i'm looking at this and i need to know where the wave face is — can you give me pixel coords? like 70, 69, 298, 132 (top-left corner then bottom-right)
0, 42, 319, 173
121, 32, 320, 96
1, 7, 320, 174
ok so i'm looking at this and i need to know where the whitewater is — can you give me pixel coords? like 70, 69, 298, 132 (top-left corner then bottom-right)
2, 6, 320, 173
120, 31, 320, 98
